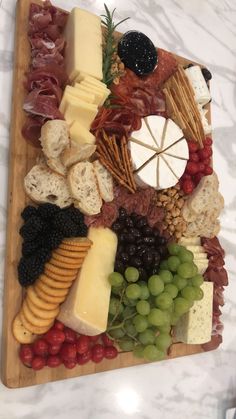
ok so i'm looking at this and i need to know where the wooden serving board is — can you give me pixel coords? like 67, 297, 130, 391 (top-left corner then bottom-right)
1, 0, 213, 388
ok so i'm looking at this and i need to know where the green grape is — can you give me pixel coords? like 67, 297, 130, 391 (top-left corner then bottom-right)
109, 298, 123, 315
138, 329, 155, 345
191, 274, 204, 287
193, 287, 204, 301
181, 286, 196, 301
138, 281, 150, 300
109, 327, 125, 339
111, 285, 124, 296
148, 308, 166, 326
133, 315, 149, 333
178, 248, 194, 263
173, 274, 187, 290
119, 339, 135, 351
155, 292, 173, 310
126, 284, 141, 300
177, 262, 195, 279
192, 263, 198, 276
108, 272, 124, 287
133, 345, 144, 358
174, 297, 190, 316
136, 300, 150, 316
148, 275, 164, 296
167, 243, 182, 255
143, 345, 165, 361
160, 260, 169, 270
167, 256, 181, 272
123, 296, 138, 307
124, 319, 138, 337
170, 313, 180, 326
155, 333, 172, 350
122, 305, 136, 319
157, 324, 171, 334
164, 283, 178, 299
124, 267, 139, 283
159, 270, 173, 284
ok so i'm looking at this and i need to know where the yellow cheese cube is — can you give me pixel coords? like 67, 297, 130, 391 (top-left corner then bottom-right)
69, 121, 95, 145
58, 228, 118, 335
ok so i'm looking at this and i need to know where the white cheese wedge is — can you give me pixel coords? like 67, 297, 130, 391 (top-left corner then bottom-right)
158, 155, 178, 189
129, 140, 156, 170
131, 118, 159, 150
163, 138, 189, 160
184, 65, 211, 106
58, 228, 118, 335
198, 104, 212, 135
135, 156, 158, 188
193, 259, 208, 274
161, 118, 183, 150
64, 8, 103, 82
64, 97, 98, 129
69, 121, 95, 145
145, 115, 166, 149
161, 154, 187, 180
174, 281, 213, 344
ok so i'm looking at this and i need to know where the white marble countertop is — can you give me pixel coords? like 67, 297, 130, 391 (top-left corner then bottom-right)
0, 1, 236, 418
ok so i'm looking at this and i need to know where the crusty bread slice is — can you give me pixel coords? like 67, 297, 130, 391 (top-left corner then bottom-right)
188, 172, 219, 214
47, 157, 66, 176
61, 142, 96, 168
93, 160, 114, 202
24, 164, 72, 208
67, 162, 102, 215
40, 120, 69, 159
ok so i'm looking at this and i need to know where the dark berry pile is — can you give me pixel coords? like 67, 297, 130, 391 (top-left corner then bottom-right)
18, 204, 88, 287
111, 208, 168, 281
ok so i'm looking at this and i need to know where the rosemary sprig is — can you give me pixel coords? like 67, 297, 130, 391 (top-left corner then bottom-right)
101, 4, 129, 87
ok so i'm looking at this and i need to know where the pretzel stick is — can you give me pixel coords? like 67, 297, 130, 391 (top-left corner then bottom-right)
97, 154, 135, 193
122, 138, 137, 191
121, 137, 136, 192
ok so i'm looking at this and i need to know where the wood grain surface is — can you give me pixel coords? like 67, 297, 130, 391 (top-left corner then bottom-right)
1, 0, 213, 388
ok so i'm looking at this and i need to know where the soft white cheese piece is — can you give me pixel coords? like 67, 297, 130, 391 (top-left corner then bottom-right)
163, 138, 189, 160
198, 104, 212, 134
131, 118, 159, 150
161, 154, 187, 182
178, 237, 201, 246
162, 118, 184, 150
58, 228, 118, 335
129, 140, 156, 170
194, 259, 209, 274
184, 65, 211, 106
158, 155, 178, 189
69, 121, 95, 145
174, 281, 213, 344
145, 115, 166, 149
135, 156, 158, 188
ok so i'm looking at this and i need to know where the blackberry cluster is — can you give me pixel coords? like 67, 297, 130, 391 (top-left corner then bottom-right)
18, 203, 88, 287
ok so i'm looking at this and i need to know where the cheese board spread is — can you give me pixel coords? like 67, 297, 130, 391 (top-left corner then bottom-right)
1, 0, 228, 388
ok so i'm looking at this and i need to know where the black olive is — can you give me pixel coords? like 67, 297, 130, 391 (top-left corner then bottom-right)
153, 228, 160, 237
130, 212, 139, 220
151, 266, 160, 275
201, 67, 212, 82
119, 208, 127, 220
152, 252, 160, 265
112, 221, 123, 232
138, 268, 148, 281
115, 260, 125, 274
137, 247, 147, 258
120, 252, 130, 263
130, 256, 143, 268
143, 236, 155, 245
158, 245, 167, 256
126, 244, 137, 256
142, 226, 153, 236
143, 252, 153, 265
118, 31, 158, 76
125, 217, 134, 228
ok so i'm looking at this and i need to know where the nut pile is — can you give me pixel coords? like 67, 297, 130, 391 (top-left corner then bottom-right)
110, 52, 126, 85
155, 185, 187, 239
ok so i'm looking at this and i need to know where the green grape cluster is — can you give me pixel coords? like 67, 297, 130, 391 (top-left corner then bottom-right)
107, 243, 204, 362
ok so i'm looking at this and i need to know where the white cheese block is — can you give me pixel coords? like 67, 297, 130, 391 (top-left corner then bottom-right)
58, 228, 118, 335
131, 118, 160, 150
184, 65, 211, 106
174, 281, 213, 344
163, 138, 189, 160
145, 115, 166, 149
64, 97, 98, 129
194, 252, 208, 260
193, 259, 208, 274
178, 237, 201, 246
198, 105, 212, 135
161, 118, 184, 150
80, 81, 110, 106
69, 121, 95, 145
64, 8, 103, 82
186, 245, 205, 253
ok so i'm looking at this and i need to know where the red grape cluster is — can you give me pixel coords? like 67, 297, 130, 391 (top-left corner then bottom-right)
180, 137, 213, 195
19, 321, 118, 370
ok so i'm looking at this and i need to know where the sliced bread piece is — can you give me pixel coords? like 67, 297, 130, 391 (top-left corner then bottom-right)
93, 160, 114, 202
40, 120, 69, 159
24, 164, 72, 208
187, 172, 219, 214
68, 162, 102, 215
61, 142, 96, 168
47, 157, 66, 177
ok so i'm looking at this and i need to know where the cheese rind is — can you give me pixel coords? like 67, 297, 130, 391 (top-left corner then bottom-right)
58, 228, 118, 335
174, 282, 213, 344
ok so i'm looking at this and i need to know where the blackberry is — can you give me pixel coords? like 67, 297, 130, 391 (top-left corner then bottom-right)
63, 206, 84, 225
53, 212, 78, 236
19, 216, 47, 240
22, 239, 41, 257
77, 223, 88, 237
37, 203, 60, 220
18, 249, 50, 287
45, 229, 64, 250
21, 206, 38, 221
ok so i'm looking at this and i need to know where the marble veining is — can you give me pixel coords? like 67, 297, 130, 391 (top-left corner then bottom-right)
0, 1, 236, 418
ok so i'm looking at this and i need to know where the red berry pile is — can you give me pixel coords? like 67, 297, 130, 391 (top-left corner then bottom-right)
180, 137, 213, 195
19, 321, 118, 370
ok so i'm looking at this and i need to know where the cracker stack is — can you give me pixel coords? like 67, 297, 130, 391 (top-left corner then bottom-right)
13, 238, 92, 344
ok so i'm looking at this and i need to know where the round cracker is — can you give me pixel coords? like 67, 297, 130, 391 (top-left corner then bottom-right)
36, 280, 69, 298
20, 310, 52, 335
12, 313, 36, 344
44, 262, 78, 277
22, 300, 53, 328
26, 295, 59, 320
39, 274, 73, 290
52, 252, 85, 264
35, 284, 66, 304
54, 248, 88, 259
62, 237, 92, 247
50, 258, 82, 270
59, 243, 89, 251
27, 286, 58, 311
44, 268, 76, 282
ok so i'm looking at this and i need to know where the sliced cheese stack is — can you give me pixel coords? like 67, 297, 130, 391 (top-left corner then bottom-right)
174, 281, 213, 344
57, 228, 117, 335
130, 116, 189, 190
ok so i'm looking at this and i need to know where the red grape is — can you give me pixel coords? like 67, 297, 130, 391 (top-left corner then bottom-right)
48, 343, 61, 355
91, 344, 105, 363
194, 172, 204, 185
60, 342, 77, 361
19, 344, 34, 366
198, 162, 205, 172
31, 356, 46, 371
77, 349, 92, 365
204, 137, 212, 146
76, 335, 90, 354
186, 162, 198, 175
47, 355, 62, 368
44, 328, 65, 345
182, 179, 194, 195
101, 333, 114, 347
189, 153, 199, 162
54, 320, 65, 331
89, 335, 101, 343
32, 339, 49, 357
203, 166, 213, 175
187, 141, 198, 153
64, 327, 77, 343
63, 359, 77, 369
104, 346, 118, 359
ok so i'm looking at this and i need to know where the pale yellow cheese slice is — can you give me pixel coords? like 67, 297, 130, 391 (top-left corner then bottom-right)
64, 96, 98, 129
74, 83, 105, 107
69, 121, 95, 145
58, 228, 118, 335
60, 86, 95, 113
